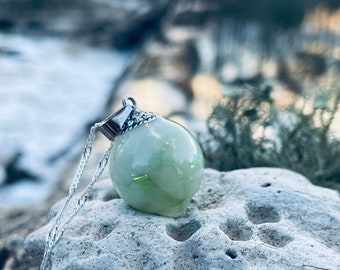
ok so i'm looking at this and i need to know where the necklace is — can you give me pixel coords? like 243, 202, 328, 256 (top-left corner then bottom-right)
40, 96, 204, 269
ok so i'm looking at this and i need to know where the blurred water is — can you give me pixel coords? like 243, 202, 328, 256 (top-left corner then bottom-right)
0, 33, 130, 205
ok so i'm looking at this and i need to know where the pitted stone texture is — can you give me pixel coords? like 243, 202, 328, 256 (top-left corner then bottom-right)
25, 168, 340, 270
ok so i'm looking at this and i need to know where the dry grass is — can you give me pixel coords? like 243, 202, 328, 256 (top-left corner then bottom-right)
200, 85, 340, 191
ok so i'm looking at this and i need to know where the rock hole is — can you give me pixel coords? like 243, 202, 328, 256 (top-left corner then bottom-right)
192, 254, 199, 260
94, 223, 117, 241
219, 218, 253, 241
258, 227, 294, 247
261, 182, 271, 187
225, 249, 238, 259
166, 220, 201, 242
277, 190, 282, 193
245, 203, 280, 224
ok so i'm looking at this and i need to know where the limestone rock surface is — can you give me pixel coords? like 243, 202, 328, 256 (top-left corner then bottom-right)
25, 168, 340, 270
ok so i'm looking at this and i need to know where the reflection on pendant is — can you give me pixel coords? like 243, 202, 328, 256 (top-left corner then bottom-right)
132, 174, 149, 182
109, 117, 204, 218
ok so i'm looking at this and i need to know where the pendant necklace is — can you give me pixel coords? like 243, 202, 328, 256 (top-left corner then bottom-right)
40, 96, 204, 269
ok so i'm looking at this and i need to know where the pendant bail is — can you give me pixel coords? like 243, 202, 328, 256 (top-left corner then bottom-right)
99, 96, 159, 140
99, 101, 134, 140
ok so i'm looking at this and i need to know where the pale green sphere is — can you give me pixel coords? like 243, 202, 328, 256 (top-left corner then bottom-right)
109, 117, 204, 218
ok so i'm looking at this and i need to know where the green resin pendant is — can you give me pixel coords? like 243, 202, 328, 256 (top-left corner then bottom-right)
109, 118, 204, 217
99, 97, 204, 218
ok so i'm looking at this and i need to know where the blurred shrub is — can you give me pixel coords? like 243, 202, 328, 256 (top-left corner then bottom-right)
200, 85, 340, 191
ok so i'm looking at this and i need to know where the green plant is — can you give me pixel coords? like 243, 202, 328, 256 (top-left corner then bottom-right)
200, 85, 340, 191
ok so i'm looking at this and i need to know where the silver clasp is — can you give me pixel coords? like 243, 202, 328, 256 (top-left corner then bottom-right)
99, 96, 137, 140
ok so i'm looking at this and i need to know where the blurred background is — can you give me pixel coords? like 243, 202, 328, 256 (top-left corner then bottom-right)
0, 0, 340, 268
0, 0, 340, 202
1, 0, 340, 205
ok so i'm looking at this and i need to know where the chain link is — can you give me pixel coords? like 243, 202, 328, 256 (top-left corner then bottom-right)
40, 124, 113, 270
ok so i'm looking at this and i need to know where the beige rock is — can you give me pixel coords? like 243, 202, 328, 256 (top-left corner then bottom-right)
25, 168, 340, 269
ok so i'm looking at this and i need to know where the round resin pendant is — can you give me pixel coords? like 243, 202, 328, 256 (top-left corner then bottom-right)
99, 97, 204, 218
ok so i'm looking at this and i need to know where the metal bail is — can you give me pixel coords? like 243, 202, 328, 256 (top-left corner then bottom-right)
99, 96, 159, 141
99, 97, 135, 140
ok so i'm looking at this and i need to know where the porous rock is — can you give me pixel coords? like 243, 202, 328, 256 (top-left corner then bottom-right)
25, 168, 340, 269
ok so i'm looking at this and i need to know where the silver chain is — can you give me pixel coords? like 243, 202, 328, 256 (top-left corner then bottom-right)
40, 96, 157, 269
40, 124, 114, 270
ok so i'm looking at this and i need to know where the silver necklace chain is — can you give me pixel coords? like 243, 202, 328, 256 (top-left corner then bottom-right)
40, 123, 114, 270
40, 96, 157, 270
